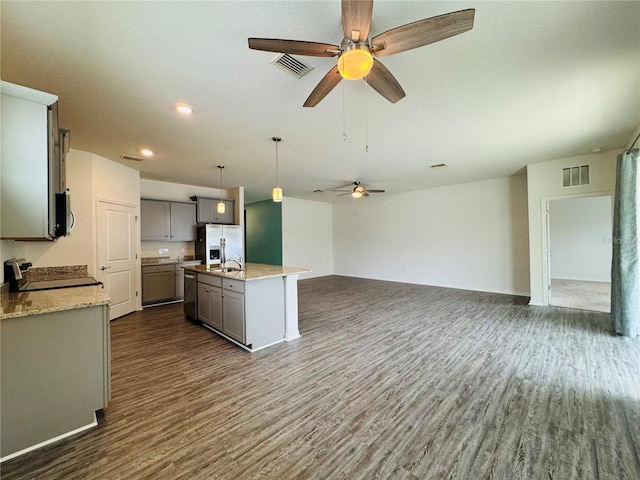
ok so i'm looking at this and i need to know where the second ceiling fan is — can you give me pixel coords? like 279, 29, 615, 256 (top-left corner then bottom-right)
248, 0, 475, 107
332, 182, 385, 198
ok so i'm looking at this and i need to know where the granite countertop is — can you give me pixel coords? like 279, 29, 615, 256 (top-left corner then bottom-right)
141, 256, 200, 266
185, 263, 310, 282
1, 285, 111, 320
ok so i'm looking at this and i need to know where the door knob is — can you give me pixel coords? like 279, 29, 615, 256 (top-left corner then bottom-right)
100, 265, 111, 271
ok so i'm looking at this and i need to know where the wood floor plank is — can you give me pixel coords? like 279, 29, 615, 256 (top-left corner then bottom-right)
1, 275, 638, 479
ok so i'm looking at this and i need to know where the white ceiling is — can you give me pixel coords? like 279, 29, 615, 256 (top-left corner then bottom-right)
2, 1, 639, 203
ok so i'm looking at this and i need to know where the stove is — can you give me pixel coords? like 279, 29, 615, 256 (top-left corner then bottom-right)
19, 277, 102, 292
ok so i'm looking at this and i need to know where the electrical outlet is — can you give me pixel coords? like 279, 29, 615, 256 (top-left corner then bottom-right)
159, 248, 169, 255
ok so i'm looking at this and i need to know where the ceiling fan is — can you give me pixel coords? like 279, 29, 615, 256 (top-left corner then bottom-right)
248, 0, 475, 107
332, 182, 385, 198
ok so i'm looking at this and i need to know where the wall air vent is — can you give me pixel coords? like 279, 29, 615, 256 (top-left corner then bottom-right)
430, 163, 447, 169
271, 53, 314, 79
121, 154, 144, 162
562, 164, 590, 187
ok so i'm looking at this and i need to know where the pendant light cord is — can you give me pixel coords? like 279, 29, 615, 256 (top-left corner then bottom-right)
364, 79, 369, 153
342, 82, 347, 141
275, 139, 279, 185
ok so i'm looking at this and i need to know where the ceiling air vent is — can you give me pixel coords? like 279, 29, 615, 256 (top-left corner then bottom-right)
121, 154, 144, 162
562, 164, 590, 187
430, 163, 447, 169
271, 53, 314, 79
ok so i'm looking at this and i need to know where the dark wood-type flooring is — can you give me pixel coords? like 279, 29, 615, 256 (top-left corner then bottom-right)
2, 276, 639, 479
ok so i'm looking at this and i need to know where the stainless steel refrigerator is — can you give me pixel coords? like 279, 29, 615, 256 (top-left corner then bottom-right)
195, 225, 244, 268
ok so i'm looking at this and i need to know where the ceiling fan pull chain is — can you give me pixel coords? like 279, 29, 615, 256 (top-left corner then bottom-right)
364, 79, 369, 152
342, 82, 347, 141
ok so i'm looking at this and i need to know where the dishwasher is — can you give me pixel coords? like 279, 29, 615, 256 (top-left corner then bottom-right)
184, 272, 197, 321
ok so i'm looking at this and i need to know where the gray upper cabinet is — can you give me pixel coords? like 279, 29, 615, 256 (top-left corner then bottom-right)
141, 199, 170, 241
141, 199, 196, 241
1, 82, 60, 240
195, 197, 235, 225
170, 202, 196, 241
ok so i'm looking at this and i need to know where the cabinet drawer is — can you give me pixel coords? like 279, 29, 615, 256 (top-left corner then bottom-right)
198, 274, 222, 288
142, 264, 175, 273
223, 278, 245, 293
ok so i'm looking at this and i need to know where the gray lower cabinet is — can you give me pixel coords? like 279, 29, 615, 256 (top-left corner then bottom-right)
222, 288, 245, 343
142, 265, 176, 305
198, 274, 222, 330
195, 273, 285, 350
175, 264, 184, 300
0, 304, 110, 458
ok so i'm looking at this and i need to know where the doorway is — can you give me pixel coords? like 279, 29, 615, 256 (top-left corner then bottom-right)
96, 199, 139, 320
547, 195, 612, 312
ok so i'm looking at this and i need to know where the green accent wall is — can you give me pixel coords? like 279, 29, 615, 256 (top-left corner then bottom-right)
245, 200, 282, 266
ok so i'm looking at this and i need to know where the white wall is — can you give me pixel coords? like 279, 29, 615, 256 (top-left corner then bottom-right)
527, 150, 617, 305
549, 196, 612, 282
141, 178, 227, 203
332, 175, 530, 296
282, 197, 333, 279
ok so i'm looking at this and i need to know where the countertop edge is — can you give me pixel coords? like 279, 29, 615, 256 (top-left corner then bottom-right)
1, 285, 111, 320
184, 263, 311, 282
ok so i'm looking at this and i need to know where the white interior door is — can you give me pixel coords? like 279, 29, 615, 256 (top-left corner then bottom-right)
97, 200, 138, 320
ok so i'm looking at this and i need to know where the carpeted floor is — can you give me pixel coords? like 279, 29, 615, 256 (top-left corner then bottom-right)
550, 278, 611, 313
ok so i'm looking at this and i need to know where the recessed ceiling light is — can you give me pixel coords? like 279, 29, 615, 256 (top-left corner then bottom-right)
176, 103, 194, 115
139, 148, 154, 157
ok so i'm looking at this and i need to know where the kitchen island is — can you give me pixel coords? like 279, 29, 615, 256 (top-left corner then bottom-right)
185, 263, 309, 351
0, 285, 111, 461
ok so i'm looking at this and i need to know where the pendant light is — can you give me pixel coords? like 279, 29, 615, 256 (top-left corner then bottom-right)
272, 137, 283, 202
216, 165, 226, 214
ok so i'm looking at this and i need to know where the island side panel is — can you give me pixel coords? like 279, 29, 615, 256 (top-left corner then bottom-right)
283, 274, 301, 341
245, 277, 285, 350
0, 305, 107, 458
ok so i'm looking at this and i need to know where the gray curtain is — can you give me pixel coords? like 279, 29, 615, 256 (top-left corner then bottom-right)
611, 149, 639, 337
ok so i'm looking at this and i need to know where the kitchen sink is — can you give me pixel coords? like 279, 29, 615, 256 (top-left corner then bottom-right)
211, 267, 243, 273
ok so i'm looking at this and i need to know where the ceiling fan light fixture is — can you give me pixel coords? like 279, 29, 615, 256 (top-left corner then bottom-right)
352, 190, 363, 198
176, 103, 194, 115
337, 44, 373, 80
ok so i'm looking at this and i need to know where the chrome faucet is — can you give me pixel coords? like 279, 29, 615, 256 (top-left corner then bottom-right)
226, 258, 243, 270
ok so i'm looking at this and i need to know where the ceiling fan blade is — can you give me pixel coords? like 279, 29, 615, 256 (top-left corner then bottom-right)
303, 66, 343, 107
365, 58, 406, 103
338, 192, 352, 196
362, 192, 370, 197
364, 189, 385, 193
342, 0, 373, 42
248, 38, 339, 57
371, 8, 475, 57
